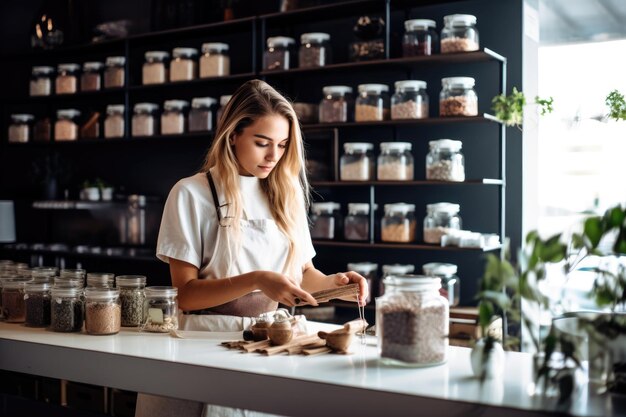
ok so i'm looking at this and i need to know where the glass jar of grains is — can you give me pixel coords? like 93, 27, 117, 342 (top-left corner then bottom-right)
299, 32, 331, 68
423, 202, 462, 244
422, 262, 460, 306
55, 63, 80, 94
132, 103, 159, 137
355, 83, 390, 122
50, 286, 84, 332
340, 142, 374, 181
426, 139, 465, 181
161, 100, 189, 135
344, 203, 370, 241
81, 61, 103, 91
8, 114, 34, 143
170, 47, 198, 81
24, 282, 51, 327
54, 109, 81, 141
189, 97, 217, 132
439, 77, 478, 117
142, 51, 170, 85
30, 66, 54, 96
440, 14, 479, 53
391, 80, 429, 120
319, 85, 353, 123
2, 278, 31, 323
143, 286, 178, 333
116, 275, 146, 327
104, 105, 125, 139
402, 19, 439, 56
381, 203, 416, 243
310, 202, 337, 240
104, 56, 126, 88
84, 288, 121, 335
377, 142, 414, 181
263, 36, 295, 71
200, 42, 230, 78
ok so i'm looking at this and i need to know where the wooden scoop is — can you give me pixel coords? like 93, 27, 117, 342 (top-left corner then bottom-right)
318, 330, 353, 352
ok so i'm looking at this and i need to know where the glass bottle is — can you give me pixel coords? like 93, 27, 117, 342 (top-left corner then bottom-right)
355, 83, 390, 122
30, 66, 54, 96
54, 109, 81, 141
116, 275, 146, 327
391, 80, 429, 120
340, 142, 374, 181
161, 100, 189, 135
55, 63, 80, 94
142, 51, 170, 85
402, 19, 439, 56
8, 114, 34, 143
299, 32, 331, 68
344, 203, 370, 241
104, 56, 126, 88
50, 286, 84, 332
132, 103, 159, 137
143, 286, 178, 332
310, 202, 337, 240
439, 77, 478, 117
84, 288, 121, 335
377, 142, 414, 181
189, 97, 217, 132
319, 85, 353, 123
381, 203, 416, 243
170, 47, 198, 82
422, 262, 460, 306
440, 14, 479, 53
200, 42, 230, 77
423, 202, 462, 244
263, 36, 295, 71
24, 281, 51, 327
81, 61, 103, 91
104, 105, 125, 139
426, 139, 465, 181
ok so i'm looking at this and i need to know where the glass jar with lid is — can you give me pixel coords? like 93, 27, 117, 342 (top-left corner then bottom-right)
31, 266, 58, 282
441, 14, 479, 53
60, 268, 86, 281
422, 262, 460, 306
423, 202, 462, 244
161, 100, 189, 135
377, 142, 414, 181
402, 19, 439, 56
8, 114, 34, 143
189, 97, 217, 132
84, 288, 121, 335
116, 275, 146, 327
50, 286, 84, 332
439, 77, 478, 117
391, 80, 429, 120
104, 56, 126, 88
347, 262, 378, 303
310, 202, 337, 240
381, 203, 416, 243
426, 139, 465, 181
86, 272, 115, 288
143, 286, 178, 332
132, 103, 159, 137
56, 63, 80, 94
200, 42, 230, 78
2, 278, 31, 323
319, 85, 353, 123
104, 105, 125, 139
299, 32, 331, 68
143, 51, 170, 85
24, 282, 51, 327
30, 66, 54, 96
81, 61, 103, 91
379, 264, 415, 296
264, 36, 295, 71
340, 142, 374, 181
55, 109, 81, 141
355, 83, 390, 122
376, 275, 449, 366
170, 47, 198, 81
217, 95, 232, 124
344, 203, 370, 241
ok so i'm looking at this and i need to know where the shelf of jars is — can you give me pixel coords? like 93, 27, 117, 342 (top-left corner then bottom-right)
6, 132, 213, 146
311, 240, 502, 252
127, 72, 256, 91
310, 179, 503, 186
32, 197, 161, 210
301, 114, 502, 130
0, 244, 158, 263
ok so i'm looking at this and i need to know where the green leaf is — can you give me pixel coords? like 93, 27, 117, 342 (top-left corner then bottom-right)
583, 217, 604, 249
606, 90, 626, 121
478, 301, 493, 330
604, 206, 625, 229
613, 227, 626, 255
571, 233, 585, 250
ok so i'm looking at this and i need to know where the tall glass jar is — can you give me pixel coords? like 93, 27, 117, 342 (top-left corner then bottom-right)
402, 19, 439, 56
441, 14, 479, 53
170, 47, 198, 81
189, 97, 217, 132
355, 83, 389, 122
104, 105, 125, 139
347, 262, 377, 303
55, 63, 80, 94
2, 278, 30, 323
161, 100, 188, 135
299, 32, 331, 68
379, 264, 415, 296
200, 42, 230, 77
50, 286, 84, 332
319, 85, 353, 123
340, 142, 374, 181
143, 286, 178, 333
85, 288, 121, 335
391, 80, 429, 120
439, 77, 478, 117
422, 262, 460, 306
143, 51, 170, 85
30, 66, 54, 96
104, 56, 126, 88
381, 203, 416, 243
310, 202, 337, 240
8, 114, 34, 143
217, 95, 232, 124
81, 61, 103, 92
423, 202, 462, 244
117, 275, 146, 327
376, 275, 449, 366
263, 36, 295, 71
55, 109, 81, 141
86, 272, 115, 288
377, 142, 414, 181
426, 139, 465, 181
132, 103, 159, 137
24, 282, 51, 327
344, 203, 370, 241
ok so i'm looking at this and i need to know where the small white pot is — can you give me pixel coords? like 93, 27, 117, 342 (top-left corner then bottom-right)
82, 187, 100, 201
470, 338, 505, 379
100, 187, 113, 201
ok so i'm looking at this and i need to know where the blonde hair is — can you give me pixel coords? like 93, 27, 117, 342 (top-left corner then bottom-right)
201, 79, 310, 278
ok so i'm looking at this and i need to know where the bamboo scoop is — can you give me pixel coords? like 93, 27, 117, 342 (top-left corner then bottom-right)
317, 319, 368, 352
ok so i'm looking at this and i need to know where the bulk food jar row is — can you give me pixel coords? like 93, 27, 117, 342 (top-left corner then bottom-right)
0, 262, 179, 335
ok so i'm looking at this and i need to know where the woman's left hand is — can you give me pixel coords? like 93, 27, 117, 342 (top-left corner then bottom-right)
333, 271, 369, 306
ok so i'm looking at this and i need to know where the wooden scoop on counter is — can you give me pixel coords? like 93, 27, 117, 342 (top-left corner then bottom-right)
317, 319, 368, 353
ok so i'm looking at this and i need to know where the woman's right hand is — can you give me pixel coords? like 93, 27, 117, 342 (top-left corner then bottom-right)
255, 271, 318, 307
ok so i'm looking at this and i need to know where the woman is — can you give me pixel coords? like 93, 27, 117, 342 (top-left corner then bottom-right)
135, 79, 368, 417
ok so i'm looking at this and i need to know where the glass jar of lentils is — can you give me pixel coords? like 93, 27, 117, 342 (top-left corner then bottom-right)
426, 139, 465, 181
143, 286, 178, 333
84, 288, 121, 335
116, 275, 146, 327
439, 77, 478, 117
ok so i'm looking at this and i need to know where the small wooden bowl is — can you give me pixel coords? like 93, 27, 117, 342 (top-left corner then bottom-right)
318, 330, 353, 352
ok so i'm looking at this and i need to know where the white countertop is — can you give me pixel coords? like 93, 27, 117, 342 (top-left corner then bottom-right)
0, 321, 622, 416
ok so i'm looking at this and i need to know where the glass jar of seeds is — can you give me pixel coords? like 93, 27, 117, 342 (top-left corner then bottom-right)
24, 282, 52, 327
344, 203, 370, 241
116, 275, 146, 327
423, 202, 462, 244
2, 278, 31, 323
426, 139, 465, 181
143, 286, 178, 332
84, 288, 121, 335
86, 272, 115, 289
50, 286, 84, 332
319, 85, 353, 123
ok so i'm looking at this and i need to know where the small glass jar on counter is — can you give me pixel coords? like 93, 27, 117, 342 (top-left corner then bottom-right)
319, 85, 353, 123
422, 262, 460, 306
264, 36, 295, 71
340, 142, 374, 181
50, 286, 83, 332
344, 203, 370, 241
391, 80, 429, 120
2, 278, 30, 323
439, 77, 478, 117
143, 51, 170, 85
143, 286, 178, 332
104, 105, 125, 139
299, 32, 331, 68
376, 275, 448, 366
31, 266, 58, 282
86, 272, 115, 288
310, 202, 338, 240
85, 288, 121, 335
200, 42, 230, 78
24, 282, 51, 327
423, 202, 462, 244
189, 97, 217, 132
161, 100, 189, 135
170, 47, 197, 81
132, 103, 159, 137
30, 66, 54, 96
60, 268, 86, 280
379, 264, 415, 296
347, 262, 378, 303
441, 14, 479, 53
55, 63, 80, 94
217, 95, 232, 124
55, 109, 81, 141
402, 19, 439, 56
81, 61, 103, 91
8, 114, 34, 143
377, 142, 414, 181
104, 56, 126, 88
355, 83, 390, 122
426, 139, 465, 181
116, 275, 146, 327
381, 203, 416, 243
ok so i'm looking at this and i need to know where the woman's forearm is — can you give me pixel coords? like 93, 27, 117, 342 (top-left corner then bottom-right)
175, 270, 259, 311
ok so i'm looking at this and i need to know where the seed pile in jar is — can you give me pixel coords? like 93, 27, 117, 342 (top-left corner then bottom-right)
423, 226, 452, 244
440, 96, 478, 116
426, 160, 465, 182
355, 104, 389, 122
86, 302, 121, 335
320, 100, 348, 123
120, 288, 145, 327
381, 222, 416, 242
51, 298, 84, 332
341, 160, 371, 181
391, 100, 428, 120
2, 291, 26, 322
143, 299, 177, 332
377, 162, 414, 181
25, 293, 51, 327
344, 220, 368, 241
441, 38, 479, 53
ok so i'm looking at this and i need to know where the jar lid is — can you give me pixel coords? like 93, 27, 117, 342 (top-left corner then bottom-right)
347, 203, 369, 214
394, 80, 427, 91
116, 275, 147, 287
384, 202, 415, 214
31, 266, 58, 276
191, 97, 217, 108
51, 286, 83, 297
10, 114, 35, 122
164, 100, 189, 111
382, 264, 415, 274
57, 63, 80, 72
426, 202, 461, 214
404, 19, 436, 31
54, 277, 84, 288
145, 285, 178, 297
202, 42, 229, 53
106, 104, 125, 115
429, 139, 462, 151
267, 36, 295, 48
61, 268, 85, 278
172, 47, 198, 58
87, 272, 115, 284
322, 85, 352, 95
145, 51, 170, 61
83, 61, 104, 71
1, 277, 32, 289
300, 32, 330, 43
84, 287, 120, 299
383, 274, 441, 291
343, 142, 374, 152
422, 262, 458, 277
444, 14, 477, 27
32, 65, 54, 75
347, 262, 378, 274
357, 83, 389, 94
380, 141, 412, 152
106, 56, 126, 66
56, 109, 81, 119
25, 282, 51, 292
134, 102, 159, 113
311, 201, 337, 214
442, 76, 475, 88
220, 95, 232, 106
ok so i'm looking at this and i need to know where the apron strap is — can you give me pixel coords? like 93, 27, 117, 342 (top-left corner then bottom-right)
206, 171, 231, 227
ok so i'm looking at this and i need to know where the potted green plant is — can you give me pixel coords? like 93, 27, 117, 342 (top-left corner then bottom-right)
81, 179, 100, 201
491, 87, 554, 129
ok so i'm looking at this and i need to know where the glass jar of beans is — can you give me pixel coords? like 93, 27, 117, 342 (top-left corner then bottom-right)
116, 275, 146, 327
381, 203, 416, 243
423, 202, 462, 244
84, 288, 121, 335
340, 142, 374, 181
377, 142, 414, 181
440, 14, 479, 53
391, 80, 429, 120
319, 85, 353, 123
439, 77, 478, 117
426, 139, 465, 181
355, 83, 390, 122
402, 19, 439, 56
